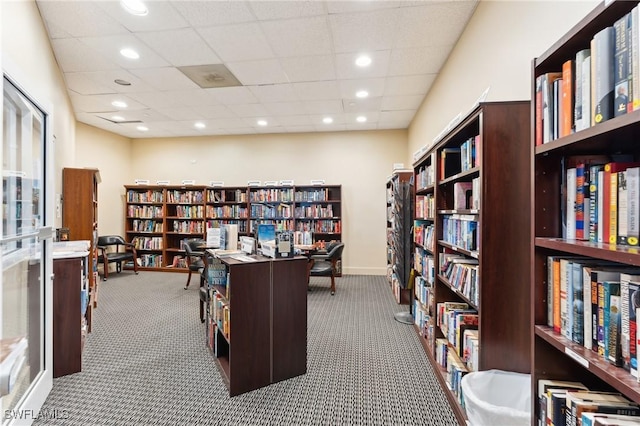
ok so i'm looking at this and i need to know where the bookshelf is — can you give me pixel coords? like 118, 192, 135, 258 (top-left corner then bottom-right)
412, 101, 531, 423
203, 253, 308, 396
386, 171, 413, 304
62, 167, 100, 302
124, 183, 342, 274
532, 1, 640, 424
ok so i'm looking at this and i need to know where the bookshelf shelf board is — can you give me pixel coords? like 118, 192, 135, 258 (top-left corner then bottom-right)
535, 238, 640, 267
415, 216, 436, 222
535, 326, 640, 400
414, 242, 434, 254
438, 209, 479, 215
439, 168, 480, 186
416, 185, 435, 195
438, 241, 479, 259
437, 275, 477, 309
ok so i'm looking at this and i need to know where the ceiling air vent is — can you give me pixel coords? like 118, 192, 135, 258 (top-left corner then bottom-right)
177, 64, 242, 89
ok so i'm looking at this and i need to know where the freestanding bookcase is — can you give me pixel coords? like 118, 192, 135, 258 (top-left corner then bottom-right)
412, 101, 531, 423
204, 253, 308, 396
386, 170, 414, 304
531, 1, 640, 424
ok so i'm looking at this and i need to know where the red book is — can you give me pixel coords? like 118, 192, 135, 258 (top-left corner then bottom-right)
536, 75, 544, 146
561, 59, 575, 137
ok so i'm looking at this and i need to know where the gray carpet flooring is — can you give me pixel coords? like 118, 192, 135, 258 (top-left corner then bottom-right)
35, 271, 459, 425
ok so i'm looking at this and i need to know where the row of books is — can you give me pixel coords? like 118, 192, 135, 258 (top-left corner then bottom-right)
439, 253, 479, 306
129, 219, 163, 233
211, 291, 230, 340
441, 214, 478, 251
169, 255, 187, 269
565, 158, 640, 245
294, 220, 341, 233
207, 219, 248, 233
250, 204, 292, 218
413, 222, 435, 251
173, 205, 204, 218
415, 194, 435, 219
249, 188, 294, 202
538, 378, 640, 426
171, 220, 205, 234
126, 189, 163, 203
415, 274, 434, 312
293, 230, 313, 245
547, 256, 640, 378
166, 190, 204, 203
436, 301, 478, 370
127, 205, 163, 218
207, 189, 248, 203
413, 247, 434, 280
414, 298, 433, 348
459, 135, 480, 172
295, 204, 335, 218
131, 236, 163, 250
416, 163, 435, 191
206, 205, 248, 219
295, 189, 334, 202
453, 180, 480, 211
536, 8, 640, 145
138, 253, 162, 268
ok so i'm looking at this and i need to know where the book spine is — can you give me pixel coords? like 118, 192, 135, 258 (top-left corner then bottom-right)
618, 170, 629, 245
628, 167, 640, 245
567, 168, 577, 240
575, 49, 589, 131
572, 262, 585, 345
610, 169, 619, 244
583, 267, 593, 351
536, 75, 544, 145
614, 14, 630, 117
589, 165, 600, 242
548, 256, 555, 328
562, 59, 574, 136
576, 163, 586, 240
593, 26, 615, 124
598, 169, 605, 243
583, 54, 592, 129
609, 294, 622, 366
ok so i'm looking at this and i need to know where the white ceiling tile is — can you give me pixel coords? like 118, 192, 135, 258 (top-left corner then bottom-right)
249, 84, 299, 103
274, 115, 313, 126
80, 34, 171, 69
69, 93, 120, 113
377, 121, 408, 130
65, 73, 115, 96
325, 1, 410, 14
285, 125, 316, 133
170, 1, 256, 27
384, 75, 435, 96
335, 50, 391, 79
210, 117, 249, 129
40, 19, 73, 39
304, 100, 343, 115
249, 1, 326, 20
127, 91, 187, 109
341, 97, 383, 113
37, 1, 128, 38
74, 70, 159, 94
379, 110, 415, 123
329, 8, 400, 54
345, 111, 380, 122
263, 102, 307, 116
117, 109, 171, 122
161, 89, 219, 107
129, 68, 201, 91
197, 23, 274, 62
394, 2, 476, 49
156, 107, 205, 121
314, 123, 346, 132
97, 1, 189, 33
205, 87, 259, 105
339, 79, 385, 99
228, 104, 270, 118
345, 122, 378, 131
222, 127, 257, 135
255, 125, 287, 134
293, 81, 340, 101
227, 60, 289, 85
243, 116, 281, 127
389, 46, 452, 76
382, 95, 425, 111
50, 38, 119, 73
280, 55, 336, 83
197, 105, 237, 120
137, 29, 221, 67
261, 16, 332, 57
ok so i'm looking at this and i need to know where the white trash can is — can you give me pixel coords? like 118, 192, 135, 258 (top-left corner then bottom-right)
461, 369, 531, 426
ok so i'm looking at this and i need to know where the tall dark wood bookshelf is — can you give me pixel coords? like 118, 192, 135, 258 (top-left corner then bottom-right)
124, 184, 342, 274
412, 101, 531, 423
531, 1, 640, 424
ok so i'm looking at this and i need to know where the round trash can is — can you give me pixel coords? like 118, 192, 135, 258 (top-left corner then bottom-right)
461, 369, 531, 426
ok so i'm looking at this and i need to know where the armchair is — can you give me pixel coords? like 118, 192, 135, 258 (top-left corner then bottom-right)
309, 242, 344, 295
183, 238, 206, 290
97, 235, 139, 281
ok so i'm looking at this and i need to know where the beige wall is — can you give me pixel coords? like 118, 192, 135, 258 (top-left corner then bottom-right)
408, 0, 599, 160
129, 130, 408, 275
2, 0, 77, 229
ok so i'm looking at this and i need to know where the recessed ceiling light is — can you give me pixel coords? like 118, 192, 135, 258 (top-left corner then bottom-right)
355, 55, 372, 67
112, 115, 125, 121
120, 48, 139, 60
194, 122, 206, 129
137, 125, 149, 132
322, 117, 333, 124
121, 0, 148, 16
356, 90, 369, 98
257, 120, 268, 126
356, 116, 367, 123
114, 79, 131, 86
112, 100, 128, 108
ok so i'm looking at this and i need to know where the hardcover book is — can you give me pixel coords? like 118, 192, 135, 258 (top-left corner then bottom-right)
592, 26, 615, 124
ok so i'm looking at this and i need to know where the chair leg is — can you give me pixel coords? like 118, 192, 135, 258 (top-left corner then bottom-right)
102, 263, 108, 281
184, 270, 192, 290
330, 274, 336, 295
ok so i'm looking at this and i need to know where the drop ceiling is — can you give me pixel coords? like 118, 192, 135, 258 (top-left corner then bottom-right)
36, 0, 478, 139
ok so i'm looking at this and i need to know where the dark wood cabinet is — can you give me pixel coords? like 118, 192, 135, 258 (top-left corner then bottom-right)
205, 254, 307, 396
412, 101, 531, 423
53, 255, 89, 378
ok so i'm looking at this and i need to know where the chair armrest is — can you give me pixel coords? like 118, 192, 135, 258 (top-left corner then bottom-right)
310, 253, 330, 260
